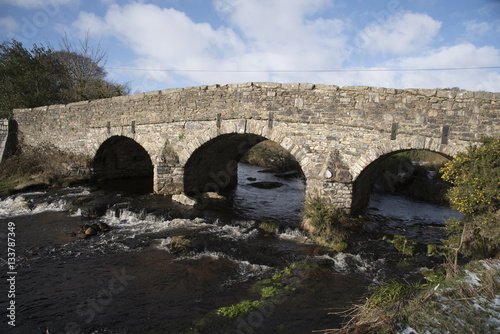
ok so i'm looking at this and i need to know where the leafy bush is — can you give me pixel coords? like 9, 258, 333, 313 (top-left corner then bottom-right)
440, 137, 500, 261
441, 137, 500, 216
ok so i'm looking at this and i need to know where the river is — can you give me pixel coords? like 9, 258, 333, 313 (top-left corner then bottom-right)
0, 163, 462, 333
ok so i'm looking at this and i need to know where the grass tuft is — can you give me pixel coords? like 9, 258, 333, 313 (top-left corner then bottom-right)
301, 196, 360, 251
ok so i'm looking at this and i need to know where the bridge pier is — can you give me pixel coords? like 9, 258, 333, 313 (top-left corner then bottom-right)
154, 163, 184, 194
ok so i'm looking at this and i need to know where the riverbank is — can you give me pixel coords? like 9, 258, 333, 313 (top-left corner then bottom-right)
329, 258, 500, 334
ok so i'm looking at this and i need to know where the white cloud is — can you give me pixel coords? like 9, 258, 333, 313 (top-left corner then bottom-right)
387, 43, 500, 91
75, 3, 242, 66
464, 20, 493, 36
359, 12, 442, 55
214, 0, 345, 65
463, 19, 500, 42
0, 0, 74, 9
215, 0, 332, 41
73, 0, 349, 88
0, 16, 19, 33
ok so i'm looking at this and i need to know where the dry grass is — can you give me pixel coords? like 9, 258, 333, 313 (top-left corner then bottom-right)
0, 143, 91, 193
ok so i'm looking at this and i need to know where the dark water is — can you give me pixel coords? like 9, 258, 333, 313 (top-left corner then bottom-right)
365, 192, 464, 244
0, 164, 462, 333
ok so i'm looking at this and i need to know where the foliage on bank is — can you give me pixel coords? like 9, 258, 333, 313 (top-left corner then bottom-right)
331, 259, 500, 334
441, 137, 500, 263
371, 150, 450, 205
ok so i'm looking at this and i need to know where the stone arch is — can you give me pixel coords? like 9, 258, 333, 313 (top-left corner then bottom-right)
182, 130, 308, 197
351, 145, 453, 213
93, 135, 154, 187
180, 121, 312, 181
350, 136, 465, 181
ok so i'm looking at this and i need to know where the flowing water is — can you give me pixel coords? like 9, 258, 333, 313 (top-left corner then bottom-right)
0, 163, 462, 334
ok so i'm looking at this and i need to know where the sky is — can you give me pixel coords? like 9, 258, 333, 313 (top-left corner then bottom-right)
1, 0, 500, 93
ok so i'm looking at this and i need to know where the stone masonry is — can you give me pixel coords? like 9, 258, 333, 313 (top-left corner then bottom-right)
12, 82, 500, 212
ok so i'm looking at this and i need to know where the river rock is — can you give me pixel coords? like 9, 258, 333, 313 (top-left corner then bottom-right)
72, 196, 93, 206
80, 201, 108, 218
249, 181, 284, 189
172, 194, 197, 206
85, 227, 97, 236
13, 181, 49, 193
203, 192, 226, 200
77, 225, 90, 234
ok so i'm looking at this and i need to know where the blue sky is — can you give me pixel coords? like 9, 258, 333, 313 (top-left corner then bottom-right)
1, 0, 500, 93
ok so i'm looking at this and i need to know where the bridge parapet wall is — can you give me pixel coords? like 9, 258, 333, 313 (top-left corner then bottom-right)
13, 82, 500, 154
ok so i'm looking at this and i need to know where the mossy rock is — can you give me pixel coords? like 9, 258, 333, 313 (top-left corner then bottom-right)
169, 235, 193, 255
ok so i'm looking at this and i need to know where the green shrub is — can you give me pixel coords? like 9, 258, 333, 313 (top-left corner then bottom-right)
260, 286, 280, 298
440, 137, 500, 261
441, 137, 500, 216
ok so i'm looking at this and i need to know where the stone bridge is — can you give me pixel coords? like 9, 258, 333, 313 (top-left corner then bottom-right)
12, 82, 500, 212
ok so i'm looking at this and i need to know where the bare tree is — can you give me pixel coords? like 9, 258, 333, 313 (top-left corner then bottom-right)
53, 32, 129, 102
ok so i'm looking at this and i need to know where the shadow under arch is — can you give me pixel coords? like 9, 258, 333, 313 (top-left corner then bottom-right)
183, 133, 305, 198
93, 135, 154, 193
351, 149, 452, 213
